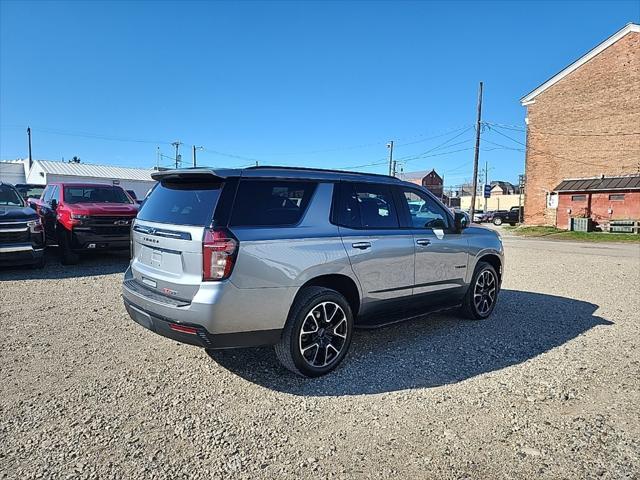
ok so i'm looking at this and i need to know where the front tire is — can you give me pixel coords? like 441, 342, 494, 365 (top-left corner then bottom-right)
59, 229, 80, 265
275, 286, 354, 377
32, 255, 46, 269
493, 217, 503, 226
460, 261, 499, 320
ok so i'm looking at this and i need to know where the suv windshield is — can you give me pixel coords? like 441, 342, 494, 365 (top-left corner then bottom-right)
137, 179, 222, 226
63, 186, 132, 204
0, 184, 25, 207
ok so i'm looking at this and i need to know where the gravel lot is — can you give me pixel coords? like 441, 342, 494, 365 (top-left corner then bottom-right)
1, 235, 639, 479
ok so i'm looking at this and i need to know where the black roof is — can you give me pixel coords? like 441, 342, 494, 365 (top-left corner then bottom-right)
554, 175, 640, 192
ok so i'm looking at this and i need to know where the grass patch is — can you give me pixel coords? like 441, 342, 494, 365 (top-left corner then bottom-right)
505, 226, 640, 243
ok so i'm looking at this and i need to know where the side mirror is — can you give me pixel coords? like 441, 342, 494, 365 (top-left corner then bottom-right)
50, 199, 58, 210
454, 211, 469, 231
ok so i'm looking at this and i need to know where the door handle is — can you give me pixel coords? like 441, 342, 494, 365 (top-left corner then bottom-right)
351, 242, 372, 250
416, 239, 431, 246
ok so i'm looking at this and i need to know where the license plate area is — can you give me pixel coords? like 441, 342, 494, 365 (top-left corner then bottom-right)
151, 249, 162, 267
138, 245, 183, 275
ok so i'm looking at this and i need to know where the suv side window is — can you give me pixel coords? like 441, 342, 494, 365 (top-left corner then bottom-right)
334, 182, 399, 229
230, 180, 317, 227
52, 186, 61, 202
398, 187, 450, 230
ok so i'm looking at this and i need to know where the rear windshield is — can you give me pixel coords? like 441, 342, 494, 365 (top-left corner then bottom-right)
230, 180, 317, 226
0, 184, 24, 206
64, 186, 132, 204
137, 180, 222, 226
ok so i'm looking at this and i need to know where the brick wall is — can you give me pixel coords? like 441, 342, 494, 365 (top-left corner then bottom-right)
556, 191, 640, 228
523, 31, 640, 225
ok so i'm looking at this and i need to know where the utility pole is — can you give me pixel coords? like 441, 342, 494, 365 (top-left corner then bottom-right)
387, 141, 394, 176
27, 127, 33, 170
483, 159, 488, 213
171, 141, 183, 169
470, 82, 483, 221
192, 146, 204, 168
518, 174, 525, 224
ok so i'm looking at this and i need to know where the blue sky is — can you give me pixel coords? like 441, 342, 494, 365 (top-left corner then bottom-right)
1, 1, 638, 186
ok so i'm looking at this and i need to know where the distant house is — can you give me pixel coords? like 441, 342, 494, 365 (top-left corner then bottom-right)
490, 181, 518, 196
399, 169, 445, 199
520, 23, 640, 227
0, 159, 157, 199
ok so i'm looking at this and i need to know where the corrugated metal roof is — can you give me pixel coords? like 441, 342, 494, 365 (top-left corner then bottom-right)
37, 160, 155, 181
554, 175, 640, 192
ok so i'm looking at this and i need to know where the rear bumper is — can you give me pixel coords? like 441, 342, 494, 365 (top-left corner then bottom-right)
0, 244, 44, 266
121, 266, 292, 348
124, 298, 282, 349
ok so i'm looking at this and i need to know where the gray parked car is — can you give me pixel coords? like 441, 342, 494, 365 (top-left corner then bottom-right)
122, 167, 504, 377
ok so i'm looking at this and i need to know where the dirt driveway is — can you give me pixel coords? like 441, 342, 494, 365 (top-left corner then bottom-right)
1, 239, 639, 479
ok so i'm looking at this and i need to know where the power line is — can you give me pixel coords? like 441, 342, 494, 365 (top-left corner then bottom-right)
250, 125, 475, 156
1, 125, 172, 145
393, 127, 475, 164
485, 121, 640, 137
486, 125, 637, 169
337, 146, 477, 172
199, 147, 262, 164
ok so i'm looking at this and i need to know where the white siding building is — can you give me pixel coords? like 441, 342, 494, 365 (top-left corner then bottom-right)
0, 159, 28, 185
0, 159, 157, 199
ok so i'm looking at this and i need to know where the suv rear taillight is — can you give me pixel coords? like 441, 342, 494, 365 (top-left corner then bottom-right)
202, 228, 238, 281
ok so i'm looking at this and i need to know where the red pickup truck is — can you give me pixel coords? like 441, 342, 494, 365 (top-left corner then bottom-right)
29, 182, 138, 264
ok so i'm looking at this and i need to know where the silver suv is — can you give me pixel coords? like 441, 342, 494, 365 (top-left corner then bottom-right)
123, 167, 504, 377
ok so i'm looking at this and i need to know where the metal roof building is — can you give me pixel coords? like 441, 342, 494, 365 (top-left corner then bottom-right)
554, 175, 640, 192
0, 159, 157, 199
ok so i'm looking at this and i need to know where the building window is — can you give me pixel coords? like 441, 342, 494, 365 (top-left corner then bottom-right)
609, 194, 625, 201
571, 195, 587, 201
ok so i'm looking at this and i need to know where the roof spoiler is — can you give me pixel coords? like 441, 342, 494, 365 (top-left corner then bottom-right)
151, 168, 239, 182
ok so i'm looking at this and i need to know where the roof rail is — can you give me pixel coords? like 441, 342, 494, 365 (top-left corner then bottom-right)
245, 165, 396, 180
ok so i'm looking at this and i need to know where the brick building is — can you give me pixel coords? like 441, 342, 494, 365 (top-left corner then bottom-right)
553, 175, 640, 229
399, 169, 445, 199
520, 23, 640, 227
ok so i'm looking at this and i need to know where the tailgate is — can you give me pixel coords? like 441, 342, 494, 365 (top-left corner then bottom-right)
129, 175, 225, 302
130, 220, 206, 301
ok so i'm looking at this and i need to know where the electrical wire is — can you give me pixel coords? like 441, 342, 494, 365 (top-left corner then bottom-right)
485, 121, 640, 136
486, 125, 637, 168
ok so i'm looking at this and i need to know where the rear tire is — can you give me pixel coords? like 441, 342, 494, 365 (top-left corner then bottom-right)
493, 217, 503, 226
275, 286, 353, 377
59, 229, 80, 265
460, 261, 499, 320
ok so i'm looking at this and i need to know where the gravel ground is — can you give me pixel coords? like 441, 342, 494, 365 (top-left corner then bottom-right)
1, 237, 639, 480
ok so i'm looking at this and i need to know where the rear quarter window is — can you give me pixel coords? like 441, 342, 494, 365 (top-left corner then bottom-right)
230, 180, 317, 227
137, 180, 222, 226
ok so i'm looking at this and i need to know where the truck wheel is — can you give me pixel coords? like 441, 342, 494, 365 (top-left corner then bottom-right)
493, 217, 503, 226
59, 229, 80, 265
275, 286, 353, 377
32, 255, 46, 269
460, 261, 499, 320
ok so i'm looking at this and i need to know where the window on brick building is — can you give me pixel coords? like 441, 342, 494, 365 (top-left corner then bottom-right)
608, 194, 625, 201
571, 195, 586, 201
